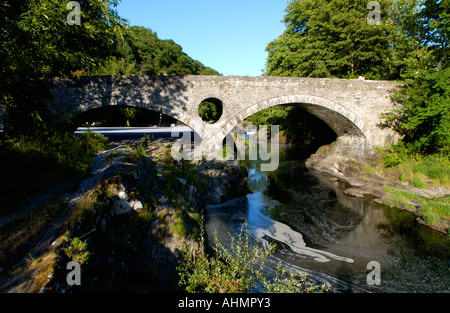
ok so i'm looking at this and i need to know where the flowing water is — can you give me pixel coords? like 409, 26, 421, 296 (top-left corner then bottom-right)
205, 145, 450, 293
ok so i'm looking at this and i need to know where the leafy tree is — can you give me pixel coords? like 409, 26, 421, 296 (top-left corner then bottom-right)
0, 0, 126, 134
265, 0, 398, 79
91, 26, 220, 77
383, 0, 450, 154
262, 0, 402, 145
386, 66, 450, 154
390, 0, 449, 79
417, 0, 449, 53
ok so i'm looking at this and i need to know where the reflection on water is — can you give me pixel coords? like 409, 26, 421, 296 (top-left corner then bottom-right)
205, 145, 450, 293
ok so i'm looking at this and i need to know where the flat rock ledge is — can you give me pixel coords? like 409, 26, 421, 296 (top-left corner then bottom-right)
306, 140, 450, 236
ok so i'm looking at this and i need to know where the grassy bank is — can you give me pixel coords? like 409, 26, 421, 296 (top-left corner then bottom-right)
358, 145, 450, 235
374, 145, 450, 188
383, 185, 449, 234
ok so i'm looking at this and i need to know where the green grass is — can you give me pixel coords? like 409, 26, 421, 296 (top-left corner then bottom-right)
419, 198, 450, 225
395, 156, 450, 187
375, 145, 450, 188
410, 174, 427, 188
393, 189, 421, 209
383, 185, 450, 231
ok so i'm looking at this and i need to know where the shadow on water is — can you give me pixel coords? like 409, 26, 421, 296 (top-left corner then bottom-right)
205, 144, 450, 293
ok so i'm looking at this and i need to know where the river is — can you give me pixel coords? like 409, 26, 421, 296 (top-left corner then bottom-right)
205, 145, 450, 293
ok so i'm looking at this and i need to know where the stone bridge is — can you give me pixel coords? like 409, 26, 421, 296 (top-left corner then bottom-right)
48, 75, 401, 155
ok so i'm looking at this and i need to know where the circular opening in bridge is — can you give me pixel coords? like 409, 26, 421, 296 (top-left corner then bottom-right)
198, 98, 223, 124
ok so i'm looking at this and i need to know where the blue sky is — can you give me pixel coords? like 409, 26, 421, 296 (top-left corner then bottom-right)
116, 0, 288, 76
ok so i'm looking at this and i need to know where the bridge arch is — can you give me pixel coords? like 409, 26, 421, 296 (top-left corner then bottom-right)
71, 104, 181, 128
214, 95, 368, 146
66, 96, 203, 136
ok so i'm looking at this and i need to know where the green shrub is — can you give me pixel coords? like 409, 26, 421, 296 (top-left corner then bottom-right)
410, 175, 427, 188
383, 143, 409, 167
177, 223, 328, 293
64, 237, 90, 264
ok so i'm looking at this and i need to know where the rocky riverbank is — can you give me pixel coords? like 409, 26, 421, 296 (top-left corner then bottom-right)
0, 137, 248, 293
306, 139, 450, 236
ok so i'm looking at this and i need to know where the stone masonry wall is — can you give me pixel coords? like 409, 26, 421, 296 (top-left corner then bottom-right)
48, 75, 402, 153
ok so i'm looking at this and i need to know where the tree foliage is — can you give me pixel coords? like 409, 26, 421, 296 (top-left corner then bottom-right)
89, 26, 220, 76
265, 0, 448, 80
198, 101, 222, 124
0, 0, 126, 133
266, 0, 398, 79
388, 66, 450, 154
385, 0, 450, 154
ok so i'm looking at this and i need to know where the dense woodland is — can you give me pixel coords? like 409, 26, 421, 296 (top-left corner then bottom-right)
90, 26, 219, 77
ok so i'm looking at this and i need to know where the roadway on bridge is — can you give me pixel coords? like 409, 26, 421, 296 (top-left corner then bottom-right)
74, 126, 194, 140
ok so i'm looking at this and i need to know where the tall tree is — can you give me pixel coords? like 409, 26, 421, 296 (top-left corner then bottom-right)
389, 66, 450, 154
390, 0, 449, 78
0, 0, 126, 133
265, 0, 398, 79
383, 0, 450, 154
